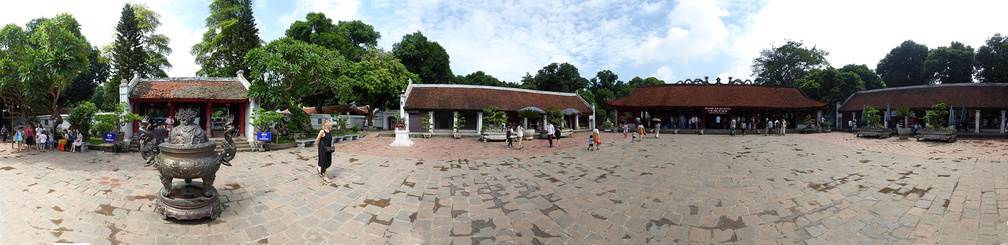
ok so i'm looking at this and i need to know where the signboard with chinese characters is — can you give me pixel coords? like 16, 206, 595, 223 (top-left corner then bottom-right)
704, 107, 731, 115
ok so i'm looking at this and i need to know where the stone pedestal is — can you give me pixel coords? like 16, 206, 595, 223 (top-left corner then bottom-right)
390, 129, 414, 147
155, 181, 223, 220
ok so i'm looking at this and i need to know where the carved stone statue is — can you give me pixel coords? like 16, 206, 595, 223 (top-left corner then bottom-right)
139, 108, 237, 220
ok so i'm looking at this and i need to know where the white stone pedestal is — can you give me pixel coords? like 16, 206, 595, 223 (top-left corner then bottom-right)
389, 129, 414, 147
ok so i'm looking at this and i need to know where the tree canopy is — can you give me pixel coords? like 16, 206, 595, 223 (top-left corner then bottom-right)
342, 48, 417, 126
796, 67, 864, 103
524, 62, 588, 93
976, 33, 1008, 83
191, 0, 262, 77
876, 40, 930, 87
923, 41, 975, 84
751, 40, 829, 87
103, 3, 170, 110
285, 13, 380, 62
839, 64, 884, 90
245, 37, 347, 111
393, 31, 452, 83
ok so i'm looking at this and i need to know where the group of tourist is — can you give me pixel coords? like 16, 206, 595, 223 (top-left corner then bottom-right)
3, 124, 85, 153
505, 123, 525, 150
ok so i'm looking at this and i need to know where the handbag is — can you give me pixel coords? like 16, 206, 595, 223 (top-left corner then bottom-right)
324, 146, 335, 153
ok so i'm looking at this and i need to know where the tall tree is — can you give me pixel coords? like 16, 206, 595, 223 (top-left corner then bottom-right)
335, 20, 380, 62
0, 23, 35, 125
392, 31, 452, 83
285, 13, 379, 62
526, 62, 587, 93
191, 0, 262, 77
796, 67, 864, 103
343, 48, 417, 127
19, 14, 92, 131
923, 41, 975, 84
751, 40, 829, 87
976, 33, 1008, 83
245, 38, 346, 132
839, 64, 884, 90
61, 46, 108, 108
104, 4, 171, 110
876, 40, 930, 87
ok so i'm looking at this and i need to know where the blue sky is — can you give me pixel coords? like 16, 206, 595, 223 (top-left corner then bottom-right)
3, 0, 1007, 84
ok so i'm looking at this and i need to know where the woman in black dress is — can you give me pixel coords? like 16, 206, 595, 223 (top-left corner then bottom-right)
315, 119, 333, 182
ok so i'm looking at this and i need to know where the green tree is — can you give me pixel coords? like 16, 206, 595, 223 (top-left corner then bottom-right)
751, 40, 829, 87
61, 46, 107, 108
245, 38, 346, 133
796, 67, 864, 103
285, 13, 379, 62
924, 41, 975, 84
393, 31, 452, 83
0, 23, 35, 124
249, 107, 283, 133
976, 33, 1008, 83
343, 48, 417, 127
526, 62, 588, 93
104, 4, 172, 110
191, 0, 262, 77
876, 40, 930, 87
19, 14, 93, 132
335, 20, 380, 62
839, 64, 884, 90
67, 101, 98, 138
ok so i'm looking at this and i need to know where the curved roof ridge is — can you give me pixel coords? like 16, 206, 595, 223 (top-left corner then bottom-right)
139, 77, 240, 82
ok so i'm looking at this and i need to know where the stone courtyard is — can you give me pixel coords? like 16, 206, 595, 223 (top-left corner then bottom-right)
1, 131, 1007, 244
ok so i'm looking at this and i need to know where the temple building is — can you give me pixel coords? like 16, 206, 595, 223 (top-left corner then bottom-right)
607, 81, 828, 129
402, 83, 594, 134
119, 71, 259, 141
839, 83, 1008, 133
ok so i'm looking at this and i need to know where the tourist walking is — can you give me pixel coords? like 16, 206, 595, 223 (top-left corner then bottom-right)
730, 117, 737, 136
25, 125, 34, 150
781, 119, 788, 136
506, 125, 514, 149
592, 129, 601, 150
765, 118, 772, 136
14, 128, 23, 151
654, 123, 660, 138
546, 122, 556, 148
38, 130, 48, 152
586, 133, 595, 151
1, 125, 7, 143
165, 115, 175, 132
636, 124, 646, 142
553, 124, 562, 148
154, 123, 167, 153
315, 119, 334, 182
515, 124, 524, 150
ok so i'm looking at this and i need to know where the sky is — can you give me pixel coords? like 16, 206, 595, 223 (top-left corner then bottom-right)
2, 0, 1007, 85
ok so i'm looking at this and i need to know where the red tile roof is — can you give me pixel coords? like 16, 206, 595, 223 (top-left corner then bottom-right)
839, 83, 1008, 111
281, 105, 370, 115
405, 84, 592, 112
607, 84, 827, 109
130, 78, 248, 100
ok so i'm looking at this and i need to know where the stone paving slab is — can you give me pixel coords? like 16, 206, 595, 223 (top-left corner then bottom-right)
0, 132, 1006, 244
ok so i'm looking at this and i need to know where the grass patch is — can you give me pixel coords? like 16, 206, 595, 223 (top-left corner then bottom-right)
87, 138, 106, 145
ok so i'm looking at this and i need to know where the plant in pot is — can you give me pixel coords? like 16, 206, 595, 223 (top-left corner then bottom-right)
546, 105, 568, 138
452, 113, 465, 139
517, 108, 542, 140
892, 108, 915, 139
918, 103, 956, 142
601, 120, 614, 132
420, 114, 434, 138
857, 105, 891, 138
481, 106, 508, 142
801, 115, 818, 133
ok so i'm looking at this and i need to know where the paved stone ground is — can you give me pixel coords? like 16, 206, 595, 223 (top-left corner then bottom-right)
1, 131, 1006, 244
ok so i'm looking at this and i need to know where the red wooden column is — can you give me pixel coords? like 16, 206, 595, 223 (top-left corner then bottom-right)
236, 103, 244, 135
168, 101, 174, 117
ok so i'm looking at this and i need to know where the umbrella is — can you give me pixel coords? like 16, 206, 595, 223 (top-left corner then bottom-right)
517, 106, 546, 114
651, 117, 662, 122
561, 108, 581, 115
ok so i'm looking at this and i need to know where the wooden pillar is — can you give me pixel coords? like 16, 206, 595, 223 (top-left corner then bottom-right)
1001, 110, 1006, 133
206, 102, 213, 137
975, 110, 981, 133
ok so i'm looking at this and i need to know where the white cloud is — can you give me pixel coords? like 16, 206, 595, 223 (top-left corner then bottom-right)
651, 66, 675, 82
627, 0, 729, 66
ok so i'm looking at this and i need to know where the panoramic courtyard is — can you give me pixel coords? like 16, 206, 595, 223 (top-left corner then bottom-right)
1, 131, 1007, 244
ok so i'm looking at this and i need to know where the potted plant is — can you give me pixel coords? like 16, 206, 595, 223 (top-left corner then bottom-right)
601, 120, 614, 132
481, 106, 508, 142
893, 108, 915, 139
517, 108, 542, 140
452, 113, 465, 139
800, 115, 818, 134
856, 105, 891, 138
821, 120, 832, 132
917, 103, 956, 142
420, 114, 434, 138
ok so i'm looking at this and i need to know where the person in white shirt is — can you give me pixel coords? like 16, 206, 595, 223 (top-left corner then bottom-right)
38, 130, 48, 152
545, 122, 556, 148
730, 118, 737, 136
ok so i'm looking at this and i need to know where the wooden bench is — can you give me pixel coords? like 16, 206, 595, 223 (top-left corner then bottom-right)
295, 139, 315, 148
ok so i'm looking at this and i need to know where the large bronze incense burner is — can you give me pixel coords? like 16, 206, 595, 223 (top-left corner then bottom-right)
139, 108, 237, 220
